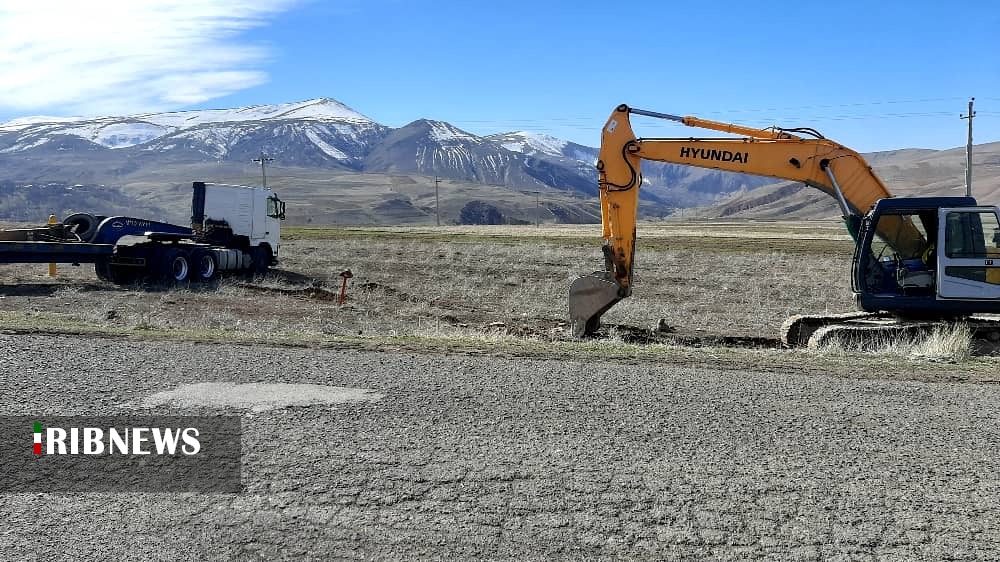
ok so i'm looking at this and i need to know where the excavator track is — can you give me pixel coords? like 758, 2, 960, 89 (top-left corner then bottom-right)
781, 311, 882, 347
782, 313, 1000, 354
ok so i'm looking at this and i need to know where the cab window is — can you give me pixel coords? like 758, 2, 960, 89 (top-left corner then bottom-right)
943, 210, 1000, 284
266, 196, 286, 220
945, 211, 1000, 259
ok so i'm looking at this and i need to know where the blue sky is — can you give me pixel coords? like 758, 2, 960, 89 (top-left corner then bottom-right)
1, 0, 997, 152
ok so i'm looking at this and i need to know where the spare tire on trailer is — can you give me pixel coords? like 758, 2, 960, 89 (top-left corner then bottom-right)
63, 213, 98, 242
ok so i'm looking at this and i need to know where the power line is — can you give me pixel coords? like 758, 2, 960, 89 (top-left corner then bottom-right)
446, 97, 998, 137
458, 110, 976, 126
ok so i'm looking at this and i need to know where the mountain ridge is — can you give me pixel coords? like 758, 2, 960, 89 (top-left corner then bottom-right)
1, 98, 995, 225
0, 98, 765, 210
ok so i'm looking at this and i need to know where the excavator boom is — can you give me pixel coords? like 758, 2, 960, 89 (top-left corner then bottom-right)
570, 104, 925, 337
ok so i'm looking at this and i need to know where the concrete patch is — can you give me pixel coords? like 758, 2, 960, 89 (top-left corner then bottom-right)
143, 382, 383, 412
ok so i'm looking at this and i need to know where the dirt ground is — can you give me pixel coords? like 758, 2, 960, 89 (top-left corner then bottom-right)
4, 335, 1000, 560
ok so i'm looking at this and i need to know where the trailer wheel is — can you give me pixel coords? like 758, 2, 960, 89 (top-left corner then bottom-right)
161, 248, 191, 284
192, 250, 218, 283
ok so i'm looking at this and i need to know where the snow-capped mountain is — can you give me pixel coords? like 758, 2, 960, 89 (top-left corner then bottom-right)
0, 98, 373, 145
487, 131, 598, 164
366, 120, 516, 182
0, 97, 763, 209
0, 102, 605, 198
361, 121, 598, 195
136, 118, 388, 169
0, 98, 387, 169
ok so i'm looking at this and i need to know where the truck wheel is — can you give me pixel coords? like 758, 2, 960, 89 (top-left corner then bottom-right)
251, 246, 271, 275
192, 250, 218, 283
95, 259, 112, 282
161, 248, 191, 284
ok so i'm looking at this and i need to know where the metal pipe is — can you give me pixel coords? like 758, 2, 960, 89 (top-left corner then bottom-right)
47, 214, 58, 277
822, 164, 853, 219
627, 107, 685, 122
191, 181, 206, 230
630, 107, 793, 140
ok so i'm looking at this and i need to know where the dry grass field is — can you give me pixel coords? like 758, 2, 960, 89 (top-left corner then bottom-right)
0, 219, 854, 339
1, 219, 996, 378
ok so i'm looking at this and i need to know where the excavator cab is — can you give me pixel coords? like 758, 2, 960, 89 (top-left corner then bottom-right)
853, 197, 1000, 315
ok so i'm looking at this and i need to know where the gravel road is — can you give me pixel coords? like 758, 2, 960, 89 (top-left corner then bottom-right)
1, 333, 999, 560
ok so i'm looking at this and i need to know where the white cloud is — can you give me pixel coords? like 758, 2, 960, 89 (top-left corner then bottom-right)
0, 0, 301, 117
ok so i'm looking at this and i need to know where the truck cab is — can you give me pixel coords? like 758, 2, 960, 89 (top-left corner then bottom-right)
192, 182, 285, 267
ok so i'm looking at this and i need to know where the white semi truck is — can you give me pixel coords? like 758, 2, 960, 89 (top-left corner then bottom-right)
0, 181, 286, 285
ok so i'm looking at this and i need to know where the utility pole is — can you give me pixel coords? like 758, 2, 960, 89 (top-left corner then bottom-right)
535, 191, 540, 227
434, 176, 441, 226
252, 151, 274, 189
961, 97, 975, 197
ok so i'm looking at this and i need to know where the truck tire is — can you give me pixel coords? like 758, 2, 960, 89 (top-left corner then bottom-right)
161, 248, 191, 284
251, 245, 271, 275
192, 249, 218, 283
95, 259, 112, 282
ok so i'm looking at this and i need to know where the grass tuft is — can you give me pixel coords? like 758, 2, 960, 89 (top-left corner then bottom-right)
821, 323, 973, 362
911, 324, 973, 362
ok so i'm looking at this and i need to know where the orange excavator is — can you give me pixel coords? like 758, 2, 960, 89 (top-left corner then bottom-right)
569, 104, 1000, 347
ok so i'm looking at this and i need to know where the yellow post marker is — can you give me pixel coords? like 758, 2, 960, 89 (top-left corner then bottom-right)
47, 215, 58, 277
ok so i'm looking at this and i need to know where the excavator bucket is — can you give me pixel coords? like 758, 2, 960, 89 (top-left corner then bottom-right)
569, 271, 624, 338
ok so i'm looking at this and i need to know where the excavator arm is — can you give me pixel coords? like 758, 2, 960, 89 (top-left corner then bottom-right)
569, 104, 924, 337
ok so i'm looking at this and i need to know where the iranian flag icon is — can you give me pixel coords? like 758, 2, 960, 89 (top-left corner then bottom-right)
33, 422, 41, 455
